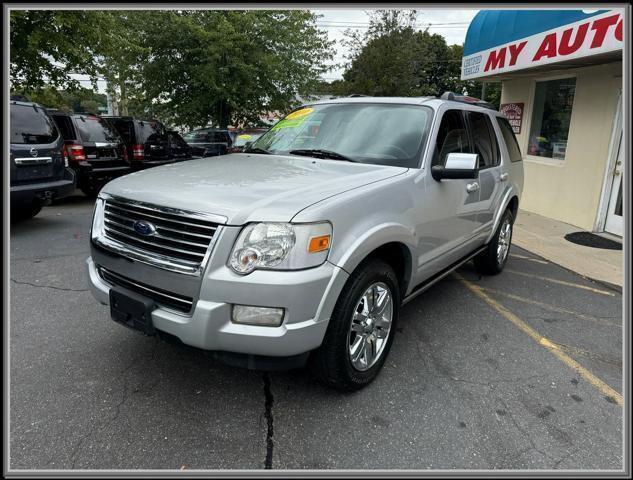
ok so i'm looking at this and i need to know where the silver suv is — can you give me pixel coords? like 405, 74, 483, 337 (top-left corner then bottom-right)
87, 94, 524, 391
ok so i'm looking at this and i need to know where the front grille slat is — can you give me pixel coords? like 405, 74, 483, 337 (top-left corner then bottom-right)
101, 196, 219, 272
99, 267, 193, 313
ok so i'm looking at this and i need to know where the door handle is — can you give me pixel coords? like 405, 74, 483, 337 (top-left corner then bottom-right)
466, 182, 480, 193
499, 172, 509, 182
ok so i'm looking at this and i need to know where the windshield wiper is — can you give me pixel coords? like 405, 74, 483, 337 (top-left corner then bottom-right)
288, 149, 356, 162
245, 147, 270, 154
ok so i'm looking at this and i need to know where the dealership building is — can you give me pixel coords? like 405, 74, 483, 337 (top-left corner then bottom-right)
462, 9, 624, 237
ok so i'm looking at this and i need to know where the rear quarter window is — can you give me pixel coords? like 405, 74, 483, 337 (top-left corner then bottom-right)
137, 121, 165, 143
10, 104, 59, 145
497, 117, 523, 162
108, 119, 135, 144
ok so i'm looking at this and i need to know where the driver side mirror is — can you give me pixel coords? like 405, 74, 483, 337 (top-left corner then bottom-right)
431, 153, 479, 181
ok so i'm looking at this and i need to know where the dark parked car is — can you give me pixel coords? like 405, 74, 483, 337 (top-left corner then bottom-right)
49, 111, 131, 197
10, 99, 75, 220
167, 130, 199, 161
182, 128, 233, 157
228, 129, 268, 153
103, 116, 177, 170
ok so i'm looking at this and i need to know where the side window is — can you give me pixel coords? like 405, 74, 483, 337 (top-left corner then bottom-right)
52, 115, 76, 140
432, 109, 470, 167
466, 111, 498, 169
497, 117, 523, 162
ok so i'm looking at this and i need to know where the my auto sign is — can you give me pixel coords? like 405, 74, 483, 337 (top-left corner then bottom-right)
461, 10, 623, 80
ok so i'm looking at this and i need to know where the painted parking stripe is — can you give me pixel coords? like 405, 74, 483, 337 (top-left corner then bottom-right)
509, 253, 549, 264
482, 287, 621, 329
455, 273, 623, 406
504, 269, 616, 296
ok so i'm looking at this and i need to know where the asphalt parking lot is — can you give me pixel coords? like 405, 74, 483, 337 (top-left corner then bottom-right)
9, 194, 623, 470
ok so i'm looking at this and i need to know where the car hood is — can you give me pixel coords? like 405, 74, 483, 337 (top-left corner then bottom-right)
102, 153, 408, 224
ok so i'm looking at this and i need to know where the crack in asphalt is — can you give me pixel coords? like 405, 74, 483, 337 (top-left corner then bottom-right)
263, 373, 274, 469
10, 278, 89, 293
68, 342, 158, 468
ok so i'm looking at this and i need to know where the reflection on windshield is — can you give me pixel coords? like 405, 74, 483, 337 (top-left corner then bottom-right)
250, 103, 432, 167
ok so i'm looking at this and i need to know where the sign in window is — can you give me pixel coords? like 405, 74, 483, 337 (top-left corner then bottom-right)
527, 78, 576, 160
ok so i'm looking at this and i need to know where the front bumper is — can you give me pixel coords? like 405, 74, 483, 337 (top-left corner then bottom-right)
87, 255, 349, 358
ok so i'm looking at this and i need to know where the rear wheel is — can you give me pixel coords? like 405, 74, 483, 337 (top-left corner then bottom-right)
474, 208, 514, 275
311, 259, 399, 391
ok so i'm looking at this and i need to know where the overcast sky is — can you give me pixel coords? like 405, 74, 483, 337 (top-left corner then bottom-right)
76, 8, 478, 94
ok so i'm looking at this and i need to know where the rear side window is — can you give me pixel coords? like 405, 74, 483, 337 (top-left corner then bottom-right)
433, 109, 470, 167
108, 119, 135, 144
137, 121, 165, 143
467, 111, 500, 168
10, 104, 59, 145
74, 115, 121, 143
497, 117, 523, 162
51, 115, 77, 140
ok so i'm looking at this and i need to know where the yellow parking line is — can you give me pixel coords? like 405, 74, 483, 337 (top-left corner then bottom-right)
509, 253, 549, 265
504, 269, 616, 296
455, 273, 623, 406
482, 287, 621, 329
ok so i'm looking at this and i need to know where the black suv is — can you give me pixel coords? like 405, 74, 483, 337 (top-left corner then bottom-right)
182, 128, 233, 157
10, 99, 75, 220
103, 116, 179, 170
49, 111, 131, 197
167, 130, 199, 161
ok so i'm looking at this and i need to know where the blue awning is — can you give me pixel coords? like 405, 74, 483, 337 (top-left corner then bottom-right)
464, 10, 608, 56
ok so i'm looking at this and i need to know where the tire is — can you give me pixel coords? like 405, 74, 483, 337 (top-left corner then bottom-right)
80, 184, 100, 198
310, 258, 400, 391
474, 208, 514, 275
11, 203, 42, 222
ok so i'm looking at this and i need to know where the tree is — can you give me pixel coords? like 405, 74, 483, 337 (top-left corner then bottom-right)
140, 10, 333, 128
10, 10, 105, 91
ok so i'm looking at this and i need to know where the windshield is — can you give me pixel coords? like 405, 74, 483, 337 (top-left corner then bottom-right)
250, 103, 432, 167
75, 115, 121, 143
234, 132, 264, 147
10, 104, 59, 145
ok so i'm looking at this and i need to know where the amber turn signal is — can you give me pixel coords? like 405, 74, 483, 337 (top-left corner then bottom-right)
308, 235, 331, 253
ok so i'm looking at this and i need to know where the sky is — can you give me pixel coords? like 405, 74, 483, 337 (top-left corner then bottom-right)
73, 8, 478, 94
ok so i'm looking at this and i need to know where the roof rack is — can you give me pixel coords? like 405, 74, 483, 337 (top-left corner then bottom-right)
440, 92, 496, 110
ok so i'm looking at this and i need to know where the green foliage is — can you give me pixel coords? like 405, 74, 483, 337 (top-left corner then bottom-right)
140, 10, 333, 128
11, 85, 107, 113
10, 10, 105, 90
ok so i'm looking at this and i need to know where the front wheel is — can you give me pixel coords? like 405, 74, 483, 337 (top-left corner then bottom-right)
310, 259, 399, 391
474, 208, 514, 275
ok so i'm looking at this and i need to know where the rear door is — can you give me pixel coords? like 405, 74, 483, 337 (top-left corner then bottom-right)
465, 110, 504, 235
10, 103, 64, 185
73, 115, 127, 168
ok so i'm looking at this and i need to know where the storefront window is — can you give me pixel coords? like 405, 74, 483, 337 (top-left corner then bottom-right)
527, 77, 576, 160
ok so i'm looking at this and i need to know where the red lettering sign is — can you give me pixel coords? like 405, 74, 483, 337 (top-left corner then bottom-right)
558, 23, 589, 55
485, 48, 506, 72
533, 33, 558, 61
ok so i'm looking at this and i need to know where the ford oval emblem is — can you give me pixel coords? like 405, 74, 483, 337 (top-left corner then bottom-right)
133, 220, 156, 236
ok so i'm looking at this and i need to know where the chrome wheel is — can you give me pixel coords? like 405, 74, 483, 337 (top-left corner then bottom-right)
347, 282, 393, 372
497, 217, 512, 264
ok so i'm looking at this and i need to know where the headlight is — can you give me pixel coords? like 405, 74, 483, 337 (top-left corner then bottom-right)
229, 222, 332, 274
91, 196, 105, 240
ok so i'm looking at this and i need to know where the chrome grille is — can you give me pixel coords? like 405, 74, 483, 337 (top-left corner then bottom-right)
98, 266, 193, 313
101, 196, 220, 272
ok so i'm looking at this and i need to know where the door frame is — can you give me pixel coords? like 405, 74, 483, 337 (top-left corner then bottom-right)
594, 90, 623, 233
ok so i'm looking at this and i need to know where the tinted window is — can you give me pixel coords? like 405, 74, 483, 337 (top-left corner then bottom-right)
252, 103, 432, 168
137, 121, 165, 144
497, 117, 523, 162
467, 111, 499, 168
51, 115, 77, 140
433, 110, 470, 167
234, 132, 264, 147
10, 104, 59, 144
74, 115, 121, 143
168, 132, 188, 148
108, 118, 135, 144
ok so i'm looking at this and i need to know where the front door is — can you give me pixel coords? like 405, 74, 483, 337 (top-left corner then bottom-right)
605, 130, 623, 236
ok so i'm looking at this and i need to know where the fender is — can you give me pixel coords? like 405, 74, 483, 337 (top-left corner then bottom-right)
485, 184, 520, 244
331, 222, 416, 276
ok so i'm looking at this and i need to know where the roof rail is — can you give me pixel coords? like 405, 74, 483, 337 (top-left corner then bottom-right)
10, 94, 30, 102
440, 91, 496, 110
348, 94, 369, 97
